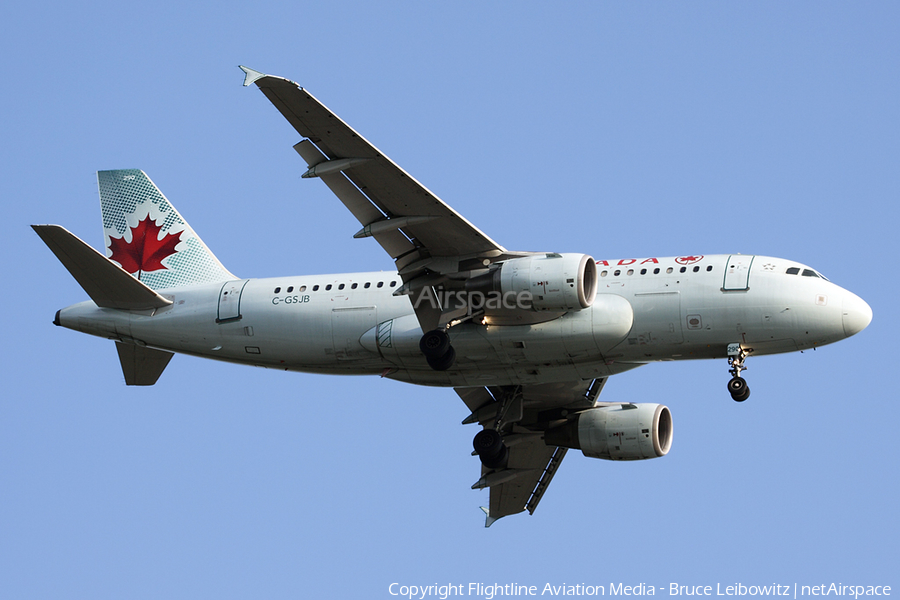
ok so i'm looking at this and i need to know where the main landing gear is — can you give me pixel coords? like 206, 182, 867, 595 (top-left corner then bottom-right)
727, 344, 751, 402
420, 329, 456, 371
473, 429, 508, 469
470, 387, 521, 472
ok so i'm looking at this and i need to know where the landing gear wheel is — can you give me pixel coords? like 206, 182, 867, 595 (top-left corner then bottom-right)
419, 329, 450, 358
731, 388, 750, 402
473, 429, 509, 469
728, 377, 750, 402
426, 345, 456, 371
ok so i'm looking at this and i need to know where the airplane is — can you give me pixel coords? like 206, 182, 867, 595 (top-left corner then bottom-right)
32, 66, 873, 526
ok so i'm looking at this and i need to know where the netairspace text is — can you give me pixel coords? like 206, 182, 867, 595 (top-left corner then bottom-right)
387, 583, 892, 600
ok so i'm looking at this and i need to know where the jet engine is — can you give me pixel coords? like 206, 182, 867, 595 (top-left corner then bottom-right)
465, 253, 597, 312
544, 404, 673, 460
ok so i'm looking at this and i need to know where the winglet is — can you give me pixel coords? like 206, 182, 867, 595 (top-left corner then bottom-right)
480, 506, 498, 528
239, 65, 267, 87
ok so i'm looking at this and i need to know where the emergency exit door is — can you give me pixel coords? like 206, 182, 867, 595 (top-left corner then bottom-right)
723, 255, 754, 291
217, 280, 248, 323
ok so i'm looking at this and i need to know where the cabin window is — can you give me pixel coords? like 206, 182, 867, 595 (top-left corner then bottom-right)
600, 270, 608, 277
654, 268, 660, 274
287, 286, 293, 293
666, 267, 674, 274
786, 267, 800, 275
627, 269, 634, 276
274, 287, 281, 293
390, 281, 397, 287
313, 285, 319, 291
693, 266, 700, 273
326, 284, 332, 291
351, 283, 358, 289
338, 283, 345, 290
640, 268, 647, 275
679, 266, 687, 273
614, 270, 621, 276
706, 266, 713, 272
364, 282, 371, 288
299, 285, 306, 292
377, 282, 384, 288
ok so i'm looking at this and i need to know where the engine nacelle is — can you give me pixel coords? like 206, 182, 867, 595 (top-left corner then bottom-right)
466, 253, 597, 311
544, 404, 673, 460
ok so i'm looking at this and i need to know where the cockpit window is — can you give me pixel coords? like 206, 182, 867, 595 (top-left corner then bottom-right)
787, 265, 829, 280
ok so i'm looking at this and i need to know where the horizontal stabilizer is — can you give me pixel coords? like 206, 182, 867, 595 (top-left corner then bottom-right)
115, 342, 173, 386
32, 225, 173, 310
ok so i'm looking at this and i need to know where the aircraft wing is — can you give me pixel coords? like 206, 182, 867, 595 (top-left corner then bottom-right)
457, 378, 607, 526
241, 66, 528, 330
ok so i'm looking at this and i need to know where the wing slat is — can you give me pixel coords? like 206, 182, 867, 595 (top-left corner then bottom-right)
525, 446, 568, 515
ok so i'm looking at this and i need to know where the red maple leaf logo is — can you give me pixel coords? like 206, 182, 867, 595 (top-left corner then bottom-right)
108, 215, 182, 276
675, 255, 704, 265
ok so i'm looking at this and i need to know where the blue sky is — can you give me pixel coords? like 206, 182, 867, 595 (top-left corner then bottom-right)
2, 2, 897, 598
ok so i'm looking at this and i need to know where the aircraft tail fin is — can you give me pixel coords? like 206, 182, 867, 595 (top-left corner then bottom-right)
98, 170, 235, 290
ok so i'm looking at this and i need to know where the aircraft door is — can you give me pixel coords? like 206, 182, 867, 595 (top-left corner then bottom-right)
723, 255, 754, 291
217, 280, 248, 323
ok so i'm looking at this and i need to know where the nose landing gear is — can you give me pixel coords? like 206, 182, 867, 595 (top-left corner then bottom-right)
728, 376, 749, 401
727, 344, 751, 402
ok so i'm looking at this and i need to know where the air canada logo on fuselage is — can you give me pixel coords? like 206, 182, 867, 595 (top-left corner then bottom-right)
596, 256, 705, 267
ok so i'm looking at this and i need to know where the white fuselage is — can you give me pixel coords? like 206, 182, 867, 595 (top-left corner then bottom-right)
56, 254, 870, 388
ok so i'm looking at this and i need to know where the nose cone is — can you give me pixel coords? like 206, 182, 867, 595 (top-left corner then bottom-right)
842, 291, 873, 338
